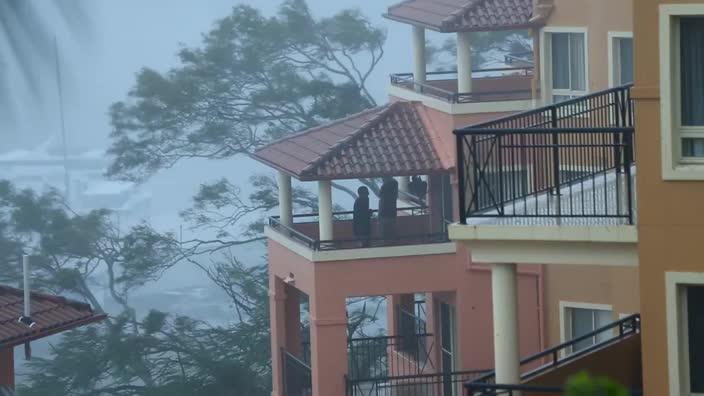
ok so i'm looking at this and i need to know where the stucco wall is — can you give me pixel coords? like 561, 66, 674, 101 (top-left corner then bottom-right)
632, 1, 704, 395
545, 0, 633, 91
543, 265, 640, 347
0, 348, 13, 389
525, 334, 642, 393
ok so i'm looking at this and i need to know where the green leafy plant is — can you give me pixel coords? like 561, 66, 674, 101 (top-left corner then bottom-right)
565, 371, 630, 396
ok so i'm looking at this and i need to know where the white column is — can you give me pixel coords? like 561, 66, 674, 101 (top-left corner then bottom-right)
318, 180, 333, 240
457, 31, 473, 93
277, 171, 293, 227
412, 26, 426, 86
492, 263, 521, 387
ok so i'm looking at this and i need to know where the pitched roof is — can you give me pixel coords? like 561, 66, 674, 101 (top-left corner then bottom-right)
252, 101, 448, 181
384, 0, 548, 33
0, 285, 107, 348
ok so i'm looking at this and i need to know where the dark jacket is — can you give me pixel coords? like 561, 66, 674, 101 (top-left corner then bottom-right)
353, 196, 371, 236
378, 179, 399, 219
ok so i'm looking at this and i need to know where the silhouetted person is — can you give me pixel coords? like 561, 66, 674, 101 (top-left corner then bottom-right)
378, 177, 399, 238
409, 176, 428, 202
353, 186, 372, 246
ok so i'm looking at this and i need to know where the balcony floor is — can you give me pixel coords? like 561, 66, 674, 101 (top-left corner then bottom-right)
465, 167, 636, 227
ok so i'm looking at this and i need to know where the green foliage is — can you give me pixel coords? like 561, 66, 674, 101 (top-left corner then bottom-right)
107, 0, 385, 182
565, 372, 630, 396
13, 2, 390, 395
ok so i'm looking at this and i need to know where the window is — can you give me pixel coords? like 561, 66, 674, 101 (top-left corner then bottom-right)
667, 273, 704, 396
550, 32, 587, 102
660, 6, 704, 179
685, 286, 704, 393
679, 17, 704, 159
610, 33, 633, 86
563, 306, 614, 354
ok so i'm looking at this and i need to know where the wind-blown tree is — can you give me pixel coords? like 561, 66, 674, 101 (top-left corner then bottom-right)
13, 2, 388, 394
0, 178, 274, 394
0, 180, 182, 313
107, 0, 385, 183
0, 1, 89, 137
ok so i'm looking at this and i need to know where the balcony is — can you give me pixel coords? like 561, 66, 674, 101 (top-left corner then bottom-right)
390, 67, 535, 104
465, 314, 642, 396
449, 84, 639, 267
268, 206, 449, 251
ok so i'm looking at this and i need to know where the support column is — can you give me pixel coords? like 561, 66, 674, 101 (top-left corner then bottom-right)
269, 276, 287, 396
0, 347, 13, 391
277, 171, 293, 228
310, 294, 347, 396
285, 286, 302, 358
457, 32, 473, 94
412, 25, 426, 87
492, 263, 521, 387
318, 180, 333, 240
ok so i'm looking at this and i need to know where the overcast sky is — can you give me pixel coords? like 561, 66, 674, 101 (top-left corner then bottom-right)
8, 0, 417, 152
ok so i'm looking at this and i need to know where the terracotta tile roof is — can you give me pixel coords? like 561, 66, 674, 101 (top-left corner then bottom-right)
384, 0, 548, 33
0, 285, 107, 348
252, 101, 447, 181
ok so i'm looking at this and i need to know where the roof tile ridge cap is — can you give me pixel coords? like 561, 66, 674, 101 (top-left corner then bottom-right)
387, 0, 415, 12
441, 0, 482, 28
0, 284, 96, 313
413, 102, 452, 170
253, 106, 384, 154
299, 103, 397, 177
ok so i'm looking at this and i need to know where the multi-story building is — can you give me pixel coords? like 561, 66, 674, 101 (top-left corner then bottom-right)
255, 0, 636, 395
449, 0, 704, 396
635, 1, 704, 395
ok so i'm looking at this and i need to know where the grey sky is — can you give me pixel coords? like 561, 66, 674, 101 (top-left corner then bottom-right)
10, 0, 413, 152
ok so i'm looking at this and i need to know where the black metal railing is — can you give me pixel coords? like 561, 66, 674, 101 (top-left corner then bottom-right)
347, 369, 489, 396
465, 314, 641, 396
283, 348, 312, 396
455, 84, 635, 225
268, 206, 449, 251
348, 333, 436, 380
396, 304, 430, 363
390, 67, 534, 104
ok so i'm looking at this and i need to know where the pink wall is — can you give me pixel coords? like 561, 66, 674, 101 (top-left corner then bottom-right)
268, 237, 545, 392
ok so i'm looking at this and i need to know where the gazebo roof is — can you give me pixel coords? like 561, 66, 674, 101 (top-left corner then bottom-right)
384, 0, 550, 33
0, 285, 107, 348
252, 101, 448, 181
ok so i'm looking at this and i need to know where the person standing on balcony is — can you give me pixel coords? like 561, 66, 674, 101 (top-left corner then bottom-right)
409, 175, 428, 203
353, 186, 372, 247
378, 177, 399, 239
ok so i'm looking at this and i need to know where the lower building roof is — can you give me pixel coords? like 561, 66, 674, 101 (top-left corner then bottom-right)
0, 285, 107, 348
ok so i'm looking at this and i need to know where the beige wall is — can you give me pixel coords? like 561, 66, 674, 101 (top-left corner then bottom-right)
526, 334, 642, 393
543, 265, 640, 347
544, 0, 633, 92
633, 1, 704, 395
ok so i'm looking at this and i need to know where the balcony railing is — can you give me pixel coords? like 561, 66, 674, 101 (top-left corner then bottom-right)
348, 333, 436, 380
268, 207, 449, 251
390, 67, 534, 104
282, 348, 312, 396
455, 84, 635, 225
465, 314, 641, 396
347, 369, 489, 396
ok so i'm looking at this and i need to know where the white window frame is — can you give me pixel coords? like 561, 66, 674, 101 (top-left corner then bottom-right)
540, 27, 590, 104
559, 301, 613, 357
608, 31, 634, 87
666, 272, 704, 396
659, 5, 704, 180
